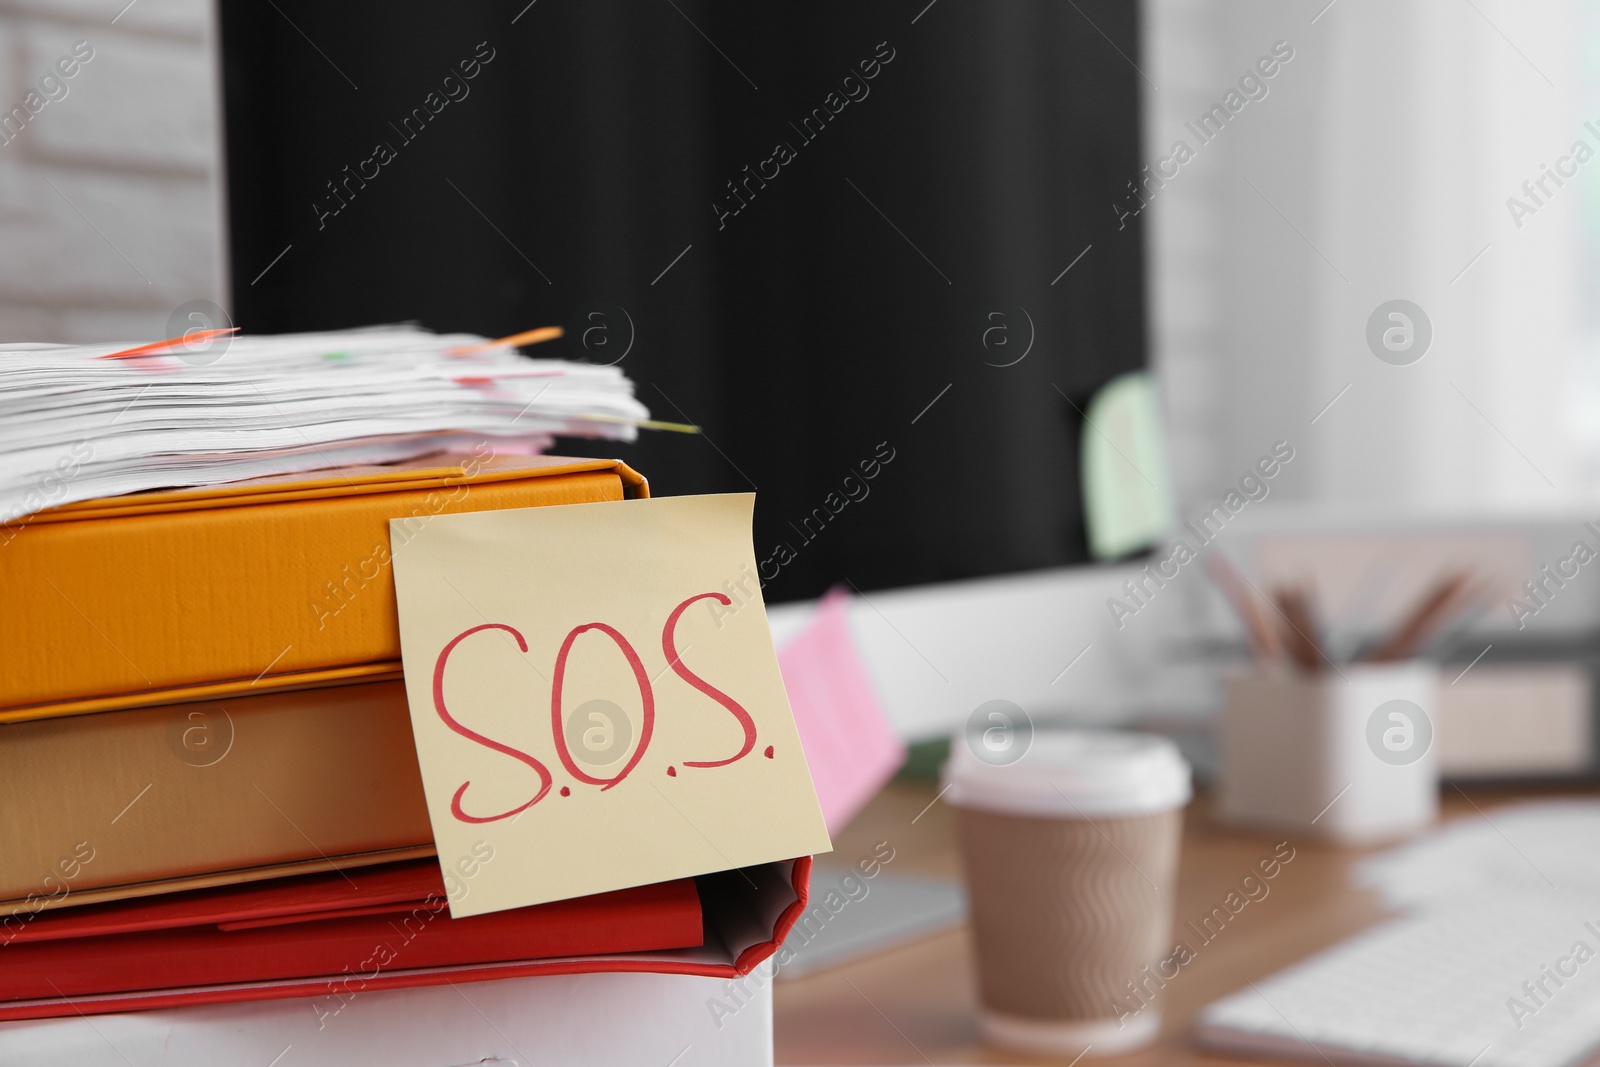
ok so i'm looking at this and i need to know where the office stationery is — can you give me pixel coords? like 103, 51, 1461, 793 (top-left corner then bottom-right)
1212, 513, 1595, 784
0, 856, 810, 1021
1208, 560, 1479, 840
1219, 662, 1438, 842
101, 327, 241, 359
0, 325, 650, 522
943, 731, 1191, 1055
1204, 554, 1281, 660
5, 859, 464, 943
1362, 569, 1480, 662
0, 969, 774, 1067
0, 439, 814, 1067
1236, 577, 1484, 673
0, 453, 646, 721
1221, 516, 1539, 639
0, 875, 703, 1001
1273, 584, 1324, 672
389, 493, 832, 917
1203, 524, 1504, 668
0, 680, 434, 910
1081, 371, 1175, 560
777, 586, 905, 833
448, 324, 565, 354
1325, 556, 1402, 663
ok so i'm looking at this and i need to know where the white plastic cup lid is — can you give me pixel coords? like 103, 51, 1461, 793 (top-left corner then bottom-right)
942, 729, 1191, 817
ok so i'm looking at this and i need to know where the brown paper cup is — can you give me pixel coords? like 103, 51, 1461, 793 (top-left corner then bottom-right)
944, 730, 1189, 1056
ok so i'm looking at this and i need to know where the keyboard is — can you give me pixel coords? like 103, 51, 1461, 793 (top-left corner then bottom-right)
1199, 901, 1600, 1067
1199, 802, 1600, 1067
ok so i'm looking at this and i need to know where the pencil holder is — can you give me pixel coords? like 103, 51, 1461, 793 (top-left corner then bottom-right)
1218, 662, 1439, 844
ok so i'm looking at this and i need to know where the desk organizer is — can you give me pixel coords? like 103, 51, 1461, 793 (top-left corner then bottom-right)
1218, 662, 1439, 844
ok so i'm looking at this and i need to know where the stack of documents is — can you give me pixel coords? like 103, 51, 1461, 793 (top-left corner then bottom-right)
0, 325, 650, 525
0, 454, 824, 1067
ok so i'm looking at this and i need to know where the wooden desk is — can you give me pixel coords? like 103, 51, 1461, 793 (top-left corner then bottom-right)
775, 779, 1586, 1065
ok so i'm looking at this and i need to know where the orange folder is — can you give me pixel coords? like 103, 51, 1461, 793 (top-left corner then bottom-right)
0, 452, 647, 723
0, 679, 432, 910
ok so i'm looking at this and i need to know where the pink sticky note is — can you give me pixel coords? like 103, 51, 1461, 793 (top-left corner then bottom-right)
778, 587, 906, 833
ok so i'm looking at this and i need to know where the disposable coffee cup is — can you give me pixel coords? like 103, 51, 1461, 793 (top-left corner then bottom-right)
943, 729, 1191, 1056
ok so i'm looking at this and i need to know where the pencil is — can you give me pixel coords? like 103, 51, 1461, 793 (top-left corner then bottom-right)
1204, 554, 1282, 661
1274, 585, 1324, 673
1363, 571, 1474, 662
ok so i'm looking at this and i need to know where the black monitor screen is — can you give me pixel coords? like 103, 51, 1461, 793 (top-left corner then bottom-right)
221, 0, 1146, 603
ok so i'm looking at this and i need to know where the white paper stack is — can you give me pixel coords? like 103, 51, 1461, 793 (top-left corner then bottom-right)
0, 325, 650, 524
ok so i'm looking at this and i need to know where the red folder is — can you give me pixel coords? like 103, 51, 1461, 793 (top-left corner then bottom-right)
0, 857, 811, 1021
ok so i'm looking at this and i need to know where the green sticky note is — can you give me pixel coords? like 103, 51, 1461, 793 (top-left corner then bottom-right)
1081, 370, 1173, 560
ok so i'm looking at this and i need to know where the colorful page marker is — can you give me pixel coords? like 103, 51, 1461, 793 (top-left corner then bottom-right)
778, 588, 905, 834
1081, 370, 1174, 560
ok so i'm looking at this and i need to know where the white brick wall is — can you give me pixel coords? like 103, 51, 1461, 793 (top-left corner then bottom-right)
1143, 0, 1228, 510
0, 0, 223, 343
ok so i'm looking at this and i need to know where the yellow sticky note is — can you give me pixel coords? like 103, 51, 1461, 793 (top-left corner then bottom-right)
389, 493, 832, 917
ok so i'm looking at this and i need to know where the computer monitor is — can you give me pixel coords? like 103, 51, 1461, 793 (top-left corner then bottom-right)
220, 1, 1150, 736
